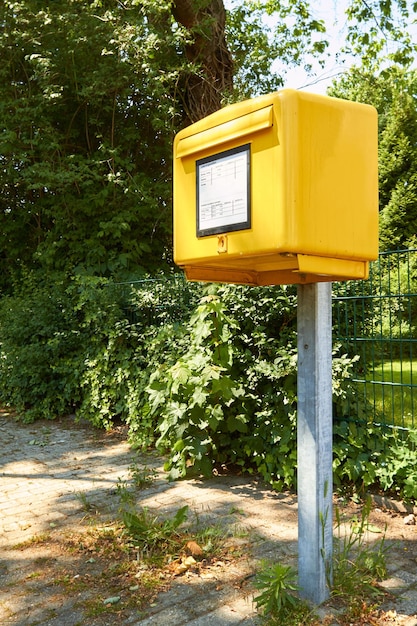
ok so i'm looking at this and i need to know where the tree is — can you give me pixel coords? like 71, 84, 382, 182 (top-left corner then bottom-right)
171, 0, 233, 122
1, 0, 415, 291
225, 0, 328, 98
0, 0, 330, 289
0, 1, 189, 287
343, 0, 417, 70
378, 72, 417, 250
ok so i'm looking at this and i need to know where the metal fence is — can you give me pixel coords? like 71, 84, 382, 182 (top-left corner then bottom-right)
116, 250, 417, 431
116, 275, 199, 326
333, 248, 417, 430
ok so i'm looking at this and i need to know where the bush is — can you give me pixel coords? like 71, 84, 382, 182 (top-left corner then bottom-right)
333, 421, 417, 501
1, 272, 416, 500
0, 271, 82, 421
0, 271, 194, 425
75, 275, 200, 436
144, 284, 369, 488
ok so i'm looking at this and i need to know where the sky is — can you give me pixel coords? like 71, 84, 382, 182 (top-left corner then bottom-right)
267, 1, 417, 95
225, 0, 417, 95
277, 2, 354, 94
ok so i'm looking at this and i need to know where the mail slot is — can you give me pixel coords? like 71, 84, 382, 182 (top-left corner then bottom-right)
173, 89, 378, 285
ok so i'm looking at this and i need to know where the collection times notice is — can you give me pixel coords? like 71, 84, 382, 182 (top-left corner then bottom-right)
196, 144, 250, 237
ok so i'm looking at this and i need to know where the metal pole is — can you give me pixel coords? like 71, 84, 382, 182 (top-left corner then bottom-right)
297, 282, 333, 604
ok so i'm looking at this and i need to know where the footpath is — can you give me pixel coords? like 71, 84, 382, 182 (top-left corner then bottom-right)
0, 411, 417, 625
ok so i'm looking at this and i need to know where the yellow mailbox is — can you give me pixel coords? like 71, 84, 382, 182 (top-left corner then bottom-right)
173, 89, 378, 285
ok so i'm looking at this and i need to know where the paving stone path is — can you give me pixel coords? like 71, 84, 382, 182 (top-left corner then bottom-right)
0, 411, 416, 625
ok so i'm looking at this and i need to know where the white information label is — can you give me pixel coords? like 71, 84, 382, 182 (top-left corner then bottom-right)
197, 145, 250, 236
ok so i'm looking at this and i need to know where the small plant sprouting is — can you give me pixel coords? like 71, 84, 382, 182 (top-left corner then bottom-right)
253, 562, 302, 617
122, 505, 189, 556
76, 491, 95, 512
253, 498, 390, 625
332, 497, 388, 599
129, 463, 157, 489
116, 478, 135, 504
116, 464, 157, 505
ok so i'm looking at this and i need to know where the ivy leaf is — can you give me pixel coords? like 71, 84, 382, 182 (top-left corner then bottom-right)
170, 362, 190, 386
226, 414, 248, 433
191, 386, 209, 407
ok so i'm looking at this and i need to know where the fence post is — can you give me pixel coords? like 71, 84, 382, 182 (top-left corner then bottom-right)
297, 282, 333, 604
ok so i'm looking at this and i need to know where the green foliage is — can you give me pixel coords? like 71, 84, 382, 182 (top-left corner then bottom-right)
70, 275, 201, 437
333, 249, 417, 433
378, 72, 417, 251
0, 271, 193, 427
2, 0, 414, 293
144, 284, 371, 488
254, 563, 302, 617
333, 421, 417, 501
375, 251, 417, 342
1, 0, 417, 519
332, 498, 388, 606
120, 502, 234, 572
333, 422, 383, 491
122, 505, 189, 555
0, 272, 82, 421
146, 284, 300, 483
226, 0, 328, 99
1, 271, 416, 501
255, 500, 388, 625
375, 429, 417, 500
0, 0, 188, 289
344, 0, 417, 70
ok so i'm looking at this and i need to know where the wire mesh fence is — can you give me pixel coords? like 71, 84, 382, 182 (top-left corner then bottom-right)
115, 274, 200, 326
114, 250, 417, 432
333, 248, 417, 431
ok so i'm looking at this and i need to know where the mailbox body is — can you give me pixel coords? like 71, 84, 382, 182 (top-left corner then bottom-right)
173, 89, 378, 285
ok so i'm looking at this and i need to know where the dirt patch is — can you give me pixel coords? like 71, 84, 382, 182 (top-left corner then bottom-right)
1, 508, 252, 625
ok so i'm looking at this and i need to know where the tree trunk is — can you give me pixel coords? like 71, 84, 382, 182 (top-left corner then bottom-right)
171, 0, 233, 124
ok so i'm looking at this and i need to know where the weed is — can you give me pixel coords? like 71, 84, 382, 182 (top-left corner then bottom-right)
329, 498, 388, 624
231, 522, 250, 539
332, 497, 388, 598
75, 491, 95, 512
254, 562, 303, 616
130, 463, 157, 489
196, 525, 229, 557
255, 497, 390, 626
7, 498, 244, 624
261, 605, 317, 626
122, 505, 189, 558
228, 505, 245, 516
116, 478, 135, 504
116, 463, 157, 504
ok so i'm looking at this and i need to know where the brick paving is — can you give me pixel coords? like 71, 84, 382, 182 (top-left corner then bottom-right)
0, 411, 416, 625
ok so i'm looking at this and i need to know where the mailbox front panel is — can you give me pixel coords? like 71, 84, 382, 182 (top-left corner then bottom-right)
174, 94, 285, 266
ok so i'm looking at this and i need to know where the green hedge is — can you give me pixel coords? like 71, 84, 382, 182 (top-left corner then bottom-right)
0, 272, 416, 500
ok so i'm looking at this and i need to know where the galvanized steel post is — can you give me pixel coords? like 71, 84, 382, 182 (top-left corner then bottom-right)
297, 282, 333, 604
